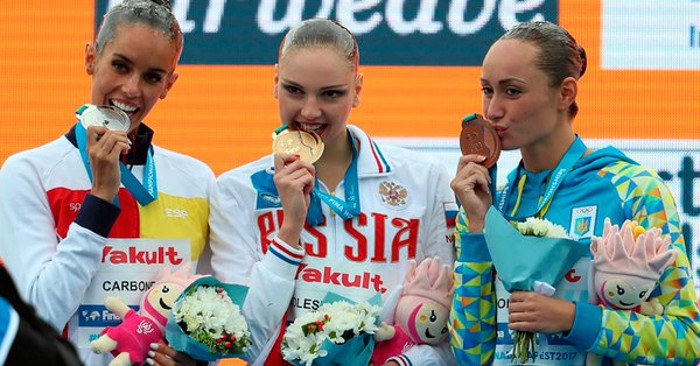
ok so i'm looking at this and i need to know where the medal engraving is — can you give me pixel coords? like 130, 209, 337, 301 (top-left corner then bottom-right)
272, 129, 324, 164
460, 113, 501, 168
79, 105, 130, 132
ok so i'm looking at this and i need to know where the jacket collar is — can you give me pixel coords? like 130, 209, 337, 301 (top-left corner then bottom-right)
347, 125, 392, 176
65, 123, 155, 165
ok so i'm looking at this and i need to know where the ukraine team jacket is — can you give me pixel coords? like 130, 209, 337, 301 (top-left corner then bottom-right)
209, 125, 458, 365
0, 124, 214, 365
449, 145, 700, 365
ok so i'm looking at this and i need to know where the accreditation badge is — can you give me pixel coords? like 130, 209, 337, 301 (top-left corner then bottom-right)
493, 258, 589, 365
73, 239, 191, 350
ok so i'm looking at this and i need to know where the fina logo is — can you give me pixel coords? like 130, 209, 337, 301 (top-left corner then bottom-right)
97, 0, 556, 65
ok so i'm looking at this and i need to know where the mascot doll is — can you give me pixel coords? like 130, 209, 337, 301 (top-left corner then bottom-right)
370, 257, 454, 365
586, 219, 677, 366
90, 264, 200, 366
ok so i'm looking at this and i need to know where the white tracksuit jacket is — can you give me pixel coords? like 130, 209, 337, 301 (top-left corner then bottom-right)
210, 125, 457, 366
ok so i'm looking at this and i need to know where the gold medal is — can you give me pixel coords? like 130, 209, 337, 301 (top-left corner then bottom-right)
272, 128, 324, 164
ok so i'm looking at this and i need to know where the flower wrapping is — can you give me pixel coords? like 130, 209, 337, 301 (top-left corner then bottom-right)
484, 207, 589, 293
483, 207, 589, 363
282, 293, 381, 366
165, 276, 250, 361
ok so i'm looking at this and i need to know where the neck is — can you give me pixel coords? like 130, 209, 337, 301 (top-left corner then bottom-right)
315, 129, 353, 193
520, 126, 576, 173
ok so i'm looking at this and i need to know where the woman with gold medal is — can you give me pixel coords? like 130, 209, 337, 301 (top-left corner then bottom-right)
209, 18, 458, 366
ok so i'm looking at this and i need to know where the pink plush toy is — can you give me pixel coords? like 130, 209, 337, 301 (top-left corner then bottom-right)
587, 219, 677, 366
90, 264, 200, 366
371, 257, 454, 365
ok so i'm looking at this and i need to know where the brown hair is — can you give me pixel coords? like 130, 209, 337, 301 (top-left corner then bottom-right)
500, 21, 587, 117
278, 18, 359, 72
95, 0, 183, 65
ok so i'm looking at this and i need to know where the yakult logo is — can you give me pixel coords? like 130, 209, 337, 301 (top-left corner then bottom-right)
101, 246, 184, 265
296, 264, 387, 293
98, 0, 556, 65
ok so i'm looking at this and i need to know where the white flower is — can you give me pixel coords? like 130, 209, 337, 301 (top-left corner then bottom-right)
281, 300, 381, 365
172, 285, 251, 355
513, 217, 569, 239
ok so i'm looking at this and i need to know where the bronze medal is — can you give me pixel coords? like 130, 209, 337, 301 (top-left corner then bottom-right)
272, 129, 324, 164
459, 113, 501, 168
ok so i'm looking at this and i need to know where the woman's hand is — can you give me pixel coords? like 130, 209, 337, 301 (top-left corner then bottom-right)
87, 126, 131, 202
508, 292, 575, 334
146, 343, 197, 366
273, 153, 315, 247
450, 155, 492, 232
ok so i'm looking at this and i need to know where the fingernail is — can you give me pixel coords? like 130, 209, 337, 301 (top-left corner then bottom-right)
479, 155, 487, 161
146, 358, 155, 365
148, 351, 155, 357
150, 343, 159, 350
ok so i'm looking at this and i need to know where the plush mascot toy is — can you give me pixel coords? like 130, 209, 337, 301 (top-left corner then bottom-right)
370, 256, 454, 365
586, 219, 677, 366
90, 264, 200, 366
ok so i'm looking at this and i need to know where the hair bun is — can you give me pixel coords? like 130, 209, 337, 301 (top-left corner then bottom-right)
578, 45, 587, 78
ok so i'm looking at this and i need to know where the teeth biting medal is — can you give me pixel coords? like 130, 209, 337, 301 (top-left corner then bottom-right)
271, 125, 325, 164
76, 104, 130, 132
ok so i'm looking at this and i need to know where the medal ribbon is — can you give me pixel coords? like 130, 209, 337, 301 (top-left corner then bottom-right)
306, 142, 361, 226
496, 136, 586, 220
75, 122, 158, 206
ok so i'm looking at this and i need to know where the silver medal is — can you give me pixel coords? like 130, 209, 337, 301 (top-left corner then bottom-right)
79, 105, 130, 132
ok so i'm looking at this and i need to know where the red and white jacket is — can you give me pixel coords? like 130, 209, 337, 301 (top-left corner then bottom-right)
0, 125, 214, 365
209, 125, 457, 365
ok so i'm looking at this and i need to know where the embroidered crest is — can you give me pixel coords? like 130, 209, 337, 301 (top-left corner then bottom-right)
569, 205, 597, 240
379, 181, 408, 207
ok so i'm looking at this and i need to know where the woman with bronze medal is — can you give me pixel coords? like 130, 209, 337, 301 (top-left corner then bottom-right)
0, 1, 215, 365
448, 21, 699, 365
209, 18, 458, 365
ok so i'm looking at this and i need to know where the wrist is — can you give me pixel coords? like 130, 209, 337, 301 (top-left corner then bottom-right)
90, 188, 117, 203
278, 225, 303, 248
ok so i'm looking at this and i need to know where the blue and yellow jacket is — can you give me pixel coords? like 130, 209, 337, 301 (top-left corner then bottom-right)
449, 146, 700, 365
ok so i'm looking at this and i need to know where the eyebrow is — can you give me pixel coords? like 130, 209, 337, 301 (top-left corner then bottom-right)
481, 77, 528, 85
280, 79, 349, 90
113, 53, 168, 74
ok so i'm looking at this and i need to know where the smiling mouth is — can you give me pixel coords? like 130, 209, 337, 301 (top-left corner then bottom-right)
618, 301, 634, 307
159, 298, 172, 310
424, 328, 435, 339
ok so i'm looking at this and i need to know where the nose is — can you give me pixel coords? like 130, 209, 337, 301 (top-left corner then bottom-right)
484, 94, 504, 123
122, 74, 141, 98
300, 96, 322, 120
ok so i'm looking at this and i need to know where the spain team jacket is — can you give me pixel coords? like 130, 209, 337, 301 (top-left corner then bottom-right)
0, 124, 214, 365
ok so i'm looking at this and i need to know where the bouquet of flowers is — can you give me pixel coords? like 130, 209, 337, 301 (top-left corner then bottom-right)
483, 207, 589, 364
282, 299, 381, 366
165, 276, 251, 361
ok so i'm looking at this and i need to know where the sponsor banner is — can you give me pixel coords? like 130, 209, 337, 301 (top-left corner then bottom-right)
377, 137, 700, 293
97, 0, 557, 65
76, 239, 190, 349
602, 0, 700, 70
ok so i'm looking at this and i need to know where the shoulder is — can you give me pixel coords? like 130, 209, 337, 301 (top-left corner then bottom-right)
1, 136, 74, 177
379, 143, 447, 175
153, 146, 215, 182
